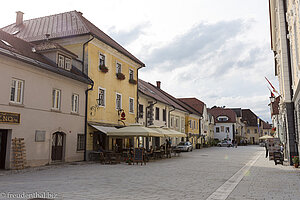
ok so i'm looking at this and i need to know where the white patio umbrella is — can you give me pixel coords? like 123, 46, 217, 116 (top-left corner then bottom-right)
259, 135, 274, 140
162, 127, 186, 137
106, 124, 164, 137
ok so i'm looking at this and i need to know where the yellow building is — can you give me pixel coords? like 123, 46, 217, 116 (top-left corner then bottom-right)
2, 11, 145, 159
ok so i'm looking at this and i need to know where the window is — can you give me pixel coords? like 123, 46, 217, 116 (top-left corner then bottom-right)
254, 129, 257, 133
72, 94, 79, 113
155, 107, 159, 120
163, 109, 166, 122
247, 129, 250, 133
99, 53, 105, 67
226, 127, 230, 133
58, 55, 64, 68
116, 93, 122, 110
193, 121, 196, 129
129, 98, 134, 113
98, 87, 106, 107
217, 116, 228, 122
65, 57, 71, 70
58, 54, 71, 71
221, 126, 224, 132
52, 89, 61, 110
116, 62, 122, 73
189, 120, 192, 129
129, 69, 134, 80
170, 116, 174, 128
77, 134, 85, 151
176, 117, 179, 129
10, 79, 24, 104
181, 117, 185, 132
139, 104, 144, 118
216, 127, 220, 133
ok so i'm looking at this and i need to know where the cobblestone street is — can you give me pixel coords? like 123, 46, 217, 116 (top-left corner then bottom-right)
0, 146, 299, 200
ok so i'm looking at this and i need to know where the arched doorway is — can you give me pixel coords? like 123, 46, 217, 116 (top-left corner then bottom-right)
51, 132, 64, 161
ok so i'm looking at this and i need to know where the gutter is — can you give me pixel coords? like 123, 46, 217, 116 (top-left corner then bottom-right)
83, 35, 95, 161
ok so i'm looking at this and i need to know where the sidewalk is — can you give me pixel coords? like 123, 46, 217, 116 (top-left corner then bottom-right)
227, 149, 300, 200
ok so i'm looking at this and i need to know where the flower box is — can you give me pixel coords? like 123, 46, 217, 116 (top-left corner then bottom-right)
129, 79, 137, 84
116, 72, 125, 80
99, 65, 108, 73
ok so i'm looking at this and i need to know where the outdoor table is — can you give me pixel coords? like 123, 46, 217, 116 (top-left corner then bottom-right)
153, 150, 163, 159
105, 152, 121, 164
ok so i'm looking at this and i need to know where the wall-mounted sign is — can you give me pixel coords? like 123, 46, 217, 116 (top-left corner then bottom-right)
0, 112, 20, 124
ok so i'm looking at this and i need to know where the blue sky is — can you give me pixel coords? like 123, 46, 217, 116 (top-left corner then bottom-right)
1, 0, 277, 122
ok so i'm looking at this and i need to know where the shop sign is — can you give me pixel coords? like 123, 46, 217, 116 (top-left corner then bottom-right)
0, 111, 20, 124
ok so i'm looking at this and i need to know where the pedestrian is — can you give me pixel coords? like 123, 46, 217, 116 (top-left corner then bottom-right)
265, 142, 268, 158
232, 139, 235, 148
235, 140, 237, 148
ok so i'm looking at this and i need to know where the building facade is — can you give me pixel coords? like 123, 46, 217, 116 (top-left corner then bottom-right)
0, 30, 90, 169
269, 0, 299, 164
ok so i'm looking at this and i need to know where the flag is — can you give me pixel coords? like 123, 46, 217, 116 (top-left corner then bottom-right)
265, 77, 279, 95
267, 86, 275, 97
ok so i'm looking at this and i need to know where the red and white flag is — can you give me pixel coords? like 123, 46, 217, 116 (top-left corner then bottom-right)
265, 77, 279, 95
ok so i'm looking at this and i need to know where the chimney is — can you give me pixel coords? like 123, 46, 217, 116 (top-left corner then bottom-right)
16, 11, 24, 26
156, 81, 161, 89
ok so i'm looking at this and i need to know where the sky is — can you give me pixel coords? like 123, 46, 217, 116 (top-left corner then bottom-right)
1, 0, 277, 122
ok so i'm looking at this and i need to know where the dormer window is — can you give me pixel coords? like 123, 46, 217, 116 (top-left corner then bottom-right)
57, 54, 72, 71
217, 116, 229, 122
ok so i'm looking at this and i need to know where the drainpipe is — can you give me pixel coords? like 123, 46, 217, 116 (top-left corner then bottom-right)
83, 35, 95, 161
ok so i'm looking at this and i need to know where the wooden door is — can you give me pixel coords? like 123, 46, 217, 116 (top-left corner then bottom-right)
0, 130, 8, 169
51, 132, 64, 161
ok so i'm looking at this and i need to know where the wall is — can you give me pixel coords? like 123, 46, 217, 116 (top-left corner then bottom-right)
0, 55, 87, 168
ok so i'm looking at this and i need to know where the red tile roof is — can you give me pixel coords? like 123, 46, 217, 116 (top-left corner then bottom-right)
138, 79, 188, 113
2, 10, 145, 67
177, 98, 205, 115
208, 107, 237, 123
241, 109, 260, 127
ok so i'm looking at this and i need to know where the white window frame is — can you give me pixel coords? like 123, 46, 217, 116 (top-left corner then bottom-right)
216, 127, 220, 133
129, 68, 134, 80
116, 62, 122, 73
129, 97, 134, 114
77, 134, 85, 151
116, 93, 122, 110
72, 93, 79, 113
98, 87, 106, 107
65, 57, 72, 71
52, 89, 61, 110
170, 115, 174, 128
10, 78, 24, 104
99, 53, 106, 67
58, 54, 65, 68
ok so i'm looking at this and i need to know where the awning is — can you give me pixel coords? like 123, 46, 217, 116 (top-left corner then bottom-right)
90, 125, 118, 134
106, 124, 164, 137
148, 126, 186, 138
163, 128, 186, 137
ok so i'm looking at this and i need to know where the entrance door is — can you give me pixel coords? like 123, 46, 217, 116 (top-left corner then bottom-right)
51, 132, 64, 161
0, 130, 8, 169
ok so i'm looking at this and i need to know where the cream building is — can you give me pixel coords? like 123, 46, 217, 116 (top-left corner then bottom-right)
269, 0, 299, 163
0, 30, 90, 169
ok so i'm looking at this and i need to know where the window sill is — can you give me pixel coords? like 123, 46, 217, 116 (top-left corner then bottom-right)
71, 112, 79, 115
9, 102, 25, 107
51, 108, 61, 113
76, 150, 84, 153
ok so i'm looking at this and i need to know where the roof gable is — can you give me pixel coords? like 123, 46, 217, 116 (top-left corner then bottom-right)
208, 107, 237, 123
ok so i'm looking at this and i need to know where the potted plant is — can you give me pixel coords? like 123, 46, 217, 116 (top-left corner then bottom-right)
129, 79, 137, 84
116, 72, 125, 80
292, 156, 299, 168
99, 65, 108, 73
